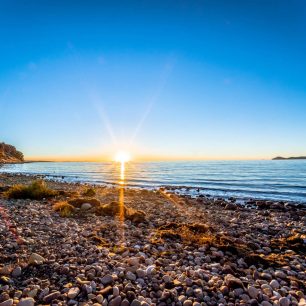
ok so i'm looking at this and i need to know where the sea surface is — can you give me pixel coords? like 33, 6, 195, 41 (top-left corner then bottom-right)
1, 160, 306, 203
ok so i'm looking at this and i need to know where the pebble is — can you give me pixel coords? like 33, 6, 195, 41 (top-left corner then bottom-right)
121, 299, 130, 306
275, 271, 287, 279
298, 298, 306, 306
279, 297, 290, 306
224, 274, 243, 289
136, 269, 146, 278
11, 266, 22, 278
108, 296, 122, 306
28, 253, 45, 265
128, 257, 140, 266
17, 298, 35, 306
261, 302, 272, 306
81, 203, 92, 210
183, 300, 193, 306
248, 286, 258, 299
126, 271, 137, 281
101, 274, 113, 285
0, 266, 10, 275
43, 291, 61, 303
68, 287, 80, 299
130, 299, 141, 306
145, 265, 156, 276
113, 286, 120, 297
270, 279, 280, 290
0, 299, 13, 306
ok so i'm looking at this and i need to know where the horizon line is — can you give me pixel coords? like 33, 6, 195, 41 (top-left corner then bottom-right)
25, 156, 276, 162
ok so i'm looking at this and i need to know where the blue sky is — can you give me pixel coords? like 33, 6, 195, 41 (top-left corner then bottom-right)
1, 0, 306, 160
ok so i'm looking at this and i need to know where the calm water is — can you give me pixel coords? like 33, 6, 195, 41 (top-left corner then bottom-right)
1, 161, 306, 203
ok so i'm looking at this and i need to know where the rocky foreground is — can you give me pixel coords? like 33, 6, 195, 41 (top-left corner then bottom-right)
0, 174, 305, 306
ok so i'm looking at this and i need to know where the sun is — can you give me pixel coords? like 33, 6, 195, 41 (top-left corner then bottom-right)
114, 151, 131, 163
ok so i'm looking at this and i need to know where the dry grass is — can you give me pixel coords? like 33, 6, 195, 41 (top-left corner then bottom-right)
5, 180, 57, 200
82, 187, 96, 197
152, 222, 213, 245
95, 201, 146, 223
53, 201, 75, 217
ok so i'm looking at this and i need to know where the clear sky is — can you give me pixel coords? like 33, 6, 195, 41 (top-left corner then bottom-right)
1, 0, 306, 161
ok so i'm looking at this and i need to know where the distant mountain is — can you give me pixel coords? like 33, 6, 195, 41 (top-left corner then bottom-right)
272, 156, 306, 160
0, 142, 24, 163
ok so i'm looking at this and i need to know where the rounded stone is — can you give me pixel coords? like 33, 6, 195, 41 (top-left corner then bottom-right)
81, 203, 92, 211
126, 271, 136, 281
0, 299, 14, 306
279, 297, 290, 306
183, 300, 193, 306
67, 287, 80, 299
270, 279, 280, 290
248, 286, 258, 299
101, 274, 113, 285
108, 296, 122, 306
17, 298, 35, 306
28, 253, 45, 265
130, 299, 141, 306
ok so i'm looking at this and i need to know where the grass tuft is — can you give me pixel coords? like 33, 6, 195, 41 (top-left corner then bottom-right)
82, 187, 96, 197
53, 201, 75, 217
5, 180, 57, 200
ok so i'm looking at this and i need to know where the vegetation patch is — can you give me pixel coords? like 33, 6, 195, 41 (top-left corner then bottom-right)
53, 201, 75, 217
271, 233, 306, 254
82, 187, 96, 197
5, 180, 58, 200
152, 222, 213, 245
95, 201, 146, 223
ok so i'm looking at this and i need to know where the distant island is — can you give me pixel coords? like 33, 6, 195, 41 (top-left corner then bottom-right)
272, 156, 306, 160
0, 142, 24, 163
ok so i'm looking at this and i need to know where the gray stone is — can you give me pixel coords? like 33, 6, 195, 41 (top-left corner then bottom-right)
130, 299, 141, 306
279, 297, 290, 306
248, 286, 258, 299
101, 274, 113, 285
270, 279, 280, 290
81, 203, 92, 211
17, 298, 35, 306
108, 296, 122, 306
126, 271, 136, 281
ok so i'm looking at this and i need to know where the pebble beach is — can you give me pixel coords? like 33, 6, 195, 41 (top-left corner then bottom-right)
0, 173, 305, 306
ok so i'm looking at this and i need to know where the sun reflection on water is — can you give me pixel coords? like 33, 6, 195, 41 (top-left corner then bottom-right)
119, 161, 125, 184
117, 160, 127, 244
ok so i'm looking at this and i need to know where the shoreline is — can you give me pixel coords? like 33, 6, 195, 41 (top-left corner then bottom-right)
1, 172, 306, 207
0, 173, 305, 306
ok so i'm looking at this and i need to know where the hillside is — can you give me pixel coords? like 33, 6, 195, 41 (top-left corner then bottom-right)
0, 142, 24, 163
272, 156, 306, 160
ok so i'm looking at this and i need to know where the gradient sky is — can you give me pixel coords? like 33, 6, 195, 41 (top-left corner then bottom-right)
1, 0, 306, 161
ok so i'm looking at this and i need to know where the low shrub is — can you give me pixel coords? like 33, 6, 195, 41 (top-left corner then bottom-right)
5, 180, 58, 200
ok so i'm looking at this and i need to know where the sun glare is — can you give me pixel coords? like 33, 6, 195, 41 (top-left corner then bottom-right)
115, 151, 131, 163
